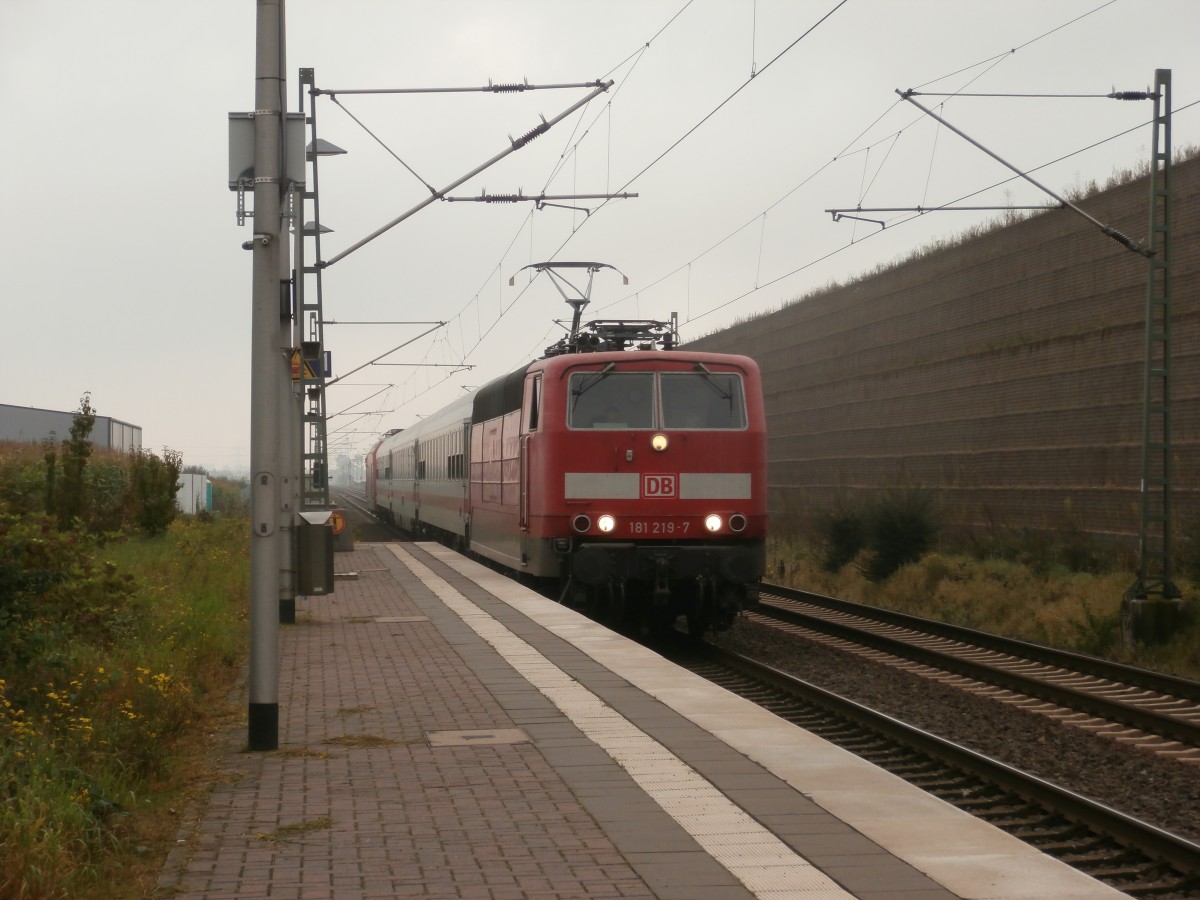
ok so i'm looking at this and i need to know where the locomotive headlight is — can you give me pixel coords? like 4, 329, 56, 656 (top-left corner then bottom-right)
651, 433, 668, 452
704, 514, 723, 533
598, 514, 616, 533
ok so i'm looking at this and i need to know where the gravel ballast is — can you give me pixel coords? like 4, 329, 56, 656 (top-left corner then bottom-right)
710, 616, 1200, 843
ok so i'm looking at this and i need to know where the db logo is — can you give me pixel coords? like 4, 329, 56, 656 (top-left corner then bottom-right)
642, 474, 678, 498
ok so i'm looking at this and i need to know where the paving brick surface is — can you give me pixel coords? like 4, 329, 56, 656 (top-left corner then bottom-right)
158, 546, 658, 899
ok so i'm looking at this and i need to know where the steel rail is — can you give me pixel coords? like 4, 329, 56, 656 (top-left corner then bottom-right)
761, 582, 1200, 701
692, 641, 1200, 881
753, 589, 1200, 748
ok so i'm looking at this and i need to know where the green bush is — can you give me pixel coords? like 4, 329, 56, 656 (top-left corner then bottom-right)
963, 523, 1133, 577
0, 438, 185, 539
858, 487, 940, 582
87, 456, 131, 534
126, 448, 183, 536
1178, 514, 1200, 582
0, 446, 51, 516
812, 488, 940, 581
0, 517, 248, 898
0, 513, 137, 680
814, 495, 866, 573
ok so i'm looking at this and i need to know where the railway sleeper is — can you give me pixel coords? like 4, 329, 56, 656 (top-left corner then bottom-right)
1033, 836, 1112, 854
989, 813, 1060, 829
955, 794, 1013, 812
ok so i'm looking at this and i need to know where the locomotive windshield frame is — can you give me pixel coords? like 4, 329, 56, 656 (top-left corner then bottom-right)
567, 369, 748, 431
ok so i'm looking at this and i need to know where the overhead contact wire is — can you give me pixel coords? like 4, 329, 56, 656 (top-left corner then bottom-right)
553, 0, 855, 317
688, 98, 1200, 324
405, 0, 695, 400
612, 0, 850, 196
600, 0, 1134, 317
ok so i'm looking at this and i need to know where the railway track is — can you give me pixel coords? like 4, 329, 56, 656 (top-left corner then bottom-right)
329, 486, 397, 540
330, 485, 370, 514
750, 583, 1200, 762
663, 638, 1200, 896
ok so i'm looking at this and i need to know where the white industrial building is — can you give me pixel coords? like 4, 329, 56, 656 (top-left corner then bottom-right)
0, 403, 142, 451
176, 473, 213, 515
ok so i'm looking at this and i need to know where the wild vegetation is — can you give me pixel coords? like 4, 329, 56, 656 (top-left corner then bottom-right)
811, 487, 939, 582
7, 396, 184, 538
0, 397, 249, 898
775, 489, 1199, 679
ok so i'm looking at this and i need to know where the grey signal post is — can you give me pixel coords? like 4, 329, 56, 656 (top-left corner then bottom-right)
1124, 68, 1183, 643
247, 0, 287, 751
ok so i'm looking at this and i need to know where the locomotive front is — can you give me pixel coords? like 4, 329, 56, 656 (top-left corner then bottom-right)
526, 348, 766, 634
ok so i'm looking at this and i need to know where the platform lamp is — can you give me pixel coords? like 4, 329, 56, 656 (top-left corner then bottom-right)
308, 137, 346, 158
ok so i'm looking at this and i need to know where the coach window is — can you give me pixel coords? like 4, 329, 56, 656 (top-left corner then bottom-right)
448, 428, 464, 479
660, 372, 746, 429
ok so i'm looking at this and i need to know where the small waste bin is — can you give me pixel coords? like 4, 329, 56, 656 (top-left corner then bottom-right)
296, 511, 335, 595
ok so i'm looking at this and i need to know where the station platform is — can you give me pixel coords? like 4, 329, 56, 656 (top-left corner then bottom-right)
158, 542, 1122, 899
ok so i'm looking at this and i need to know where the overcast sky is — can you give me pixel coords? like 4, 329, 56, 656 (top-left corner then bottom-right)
2, 1, 1197, 474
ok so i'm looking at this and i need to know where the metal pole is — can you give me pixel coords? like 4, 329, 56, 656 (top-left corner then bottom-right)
1124, 68, 1182, 644
248, 0, 286, 751
278, 194, 299, 625
277, 0, 298, 626
299, 68, 332, 510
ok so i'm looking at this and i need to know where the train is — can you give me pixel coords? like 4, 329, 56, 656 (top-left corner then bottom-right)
366, 293, 766, 635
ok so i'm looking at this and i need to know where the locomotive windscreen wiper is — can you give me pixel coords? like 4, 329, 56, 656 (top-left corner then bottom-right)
572, 363, 616, 404
693, 363, 732, 402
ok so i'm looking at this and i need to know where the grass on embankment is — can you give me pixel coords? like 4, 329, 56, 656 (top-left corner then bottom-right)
768, 533, 1200, 681
0, 516, 247, 900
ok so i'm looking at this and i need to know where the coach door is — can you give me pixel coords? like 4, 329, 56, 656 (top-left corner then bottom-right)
411, 438, 422, 533
458, 421, 471, 540
519, 374, 541, 531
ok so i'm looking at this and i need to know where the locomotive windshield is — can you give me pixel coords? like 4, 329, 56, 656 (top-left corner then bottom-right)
569, 372, 655, 429
661, 372, 746, 429
568, 370, 746, 430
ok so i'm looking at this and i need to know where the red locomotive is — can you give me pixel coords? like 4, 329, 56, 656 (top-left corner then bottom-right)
367, 271, 765, 635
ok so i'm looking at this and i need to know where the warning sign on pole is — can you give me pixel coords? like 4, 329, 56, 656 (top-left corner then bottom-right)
329, 509, 346, 536
290, 348, 318, 381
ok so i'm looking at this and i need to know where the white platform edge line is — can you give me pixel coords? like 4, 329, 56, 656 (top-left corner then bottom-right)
388, 544, 855, 900
413, 542, 1126, 900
